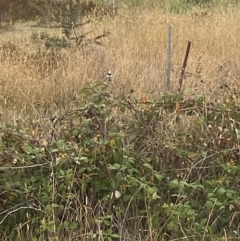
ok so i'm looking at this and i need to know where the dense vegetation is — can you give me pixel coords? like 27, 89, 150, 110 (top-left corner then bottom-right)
1, 0, 240, 240
2, 80, 240, 240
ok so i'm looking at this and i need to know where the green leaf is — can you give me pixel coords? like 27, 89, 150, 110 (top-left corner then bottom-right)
206, 200, 213, 209
200, 218, 207, 226
127, 157, 135, 164
75, 160, 81, 165
79, 156, 89, 161
152, 216, 161, 226
216, 201, 223, 207
50, 148, 59, 153
167, 221, 175, 231
113, 163, 121, 169
109, 234, 120, 238
104, 220, 111, 226
217, 187, 226, 196
5, 182, 11, 190
113, 152, 121, 162
123, 195, 132, 201
191, 183, 204, 190
143, 163, 153, 169
46, 220, 55, 232
120, 166, 127, 171
162, 203, 169, 209
169, 179, 179, 189
154, 173, 164, 181
33, 147, 40, 155
115, 172, 122, 183
179, 180, 189, 187
146, 186, 158, 196
59, 169, 65, 176
56, 140, 65, 149
69, 222, 78, 230
107, 164, 117, 170
22, 145, 33, 155
30, 176, 36, 182
59, 205, 65, 210
63, 221, 69, 228
120, 105, 125, 112
79, 167, 86, 173
207, 193, 214, 198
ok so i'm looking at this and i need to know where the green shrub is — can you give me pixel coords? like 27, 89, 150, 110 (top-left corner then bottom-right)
1, 81, 240, 240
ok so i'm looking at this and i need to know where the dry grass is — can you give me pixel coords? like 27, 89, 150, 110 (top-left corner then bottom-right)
1, 5, 240, 241
0, 5, 240, 124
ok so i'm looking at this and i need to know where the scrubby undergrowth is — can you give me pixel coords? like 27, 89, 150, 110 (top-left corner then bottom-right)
1, 80, 240, 240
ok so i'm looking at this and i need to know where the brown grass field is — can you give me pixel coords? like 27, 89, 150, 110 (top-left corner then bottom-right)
1, 2, 240, 240
1, 3, 240, 125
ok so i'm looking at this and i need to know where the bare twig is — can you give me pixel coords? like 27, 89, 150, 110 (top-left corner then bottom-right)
0, 206, 46, 225
0, 162, 49, 170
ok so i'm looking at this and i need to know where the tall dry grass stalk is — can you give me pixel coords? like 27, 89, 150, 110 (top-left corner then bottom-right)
0, 5, 240, 123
